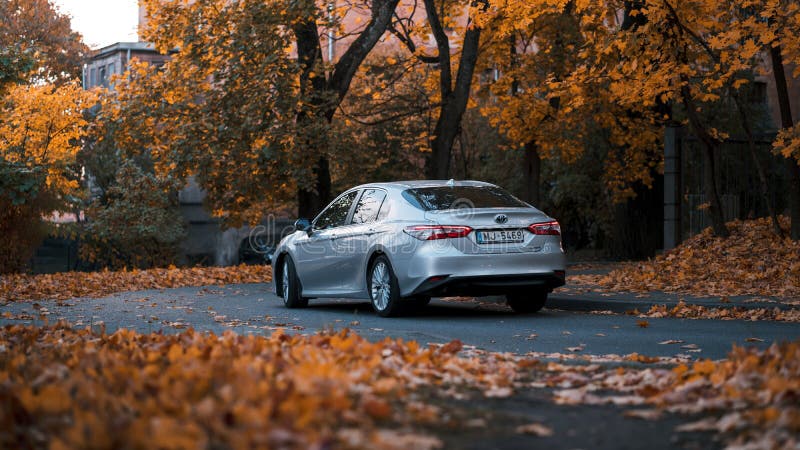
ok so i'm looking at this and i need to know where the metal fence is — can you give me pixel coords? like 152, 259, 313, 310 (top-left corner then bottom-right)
676, 130, 785, 239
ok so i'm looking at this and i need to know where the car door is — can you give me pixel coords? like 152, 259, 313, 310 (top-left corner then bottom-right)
292, 190, 358, 294
336, 188, 388, 293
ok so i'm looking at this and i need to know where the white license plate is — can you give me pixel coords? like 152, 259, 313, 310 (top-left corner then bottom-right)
476, 229, 525, 244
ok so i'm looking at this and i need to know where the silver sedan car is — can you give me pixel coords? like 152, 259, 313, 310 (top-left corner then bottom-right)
273, 180, 566, 316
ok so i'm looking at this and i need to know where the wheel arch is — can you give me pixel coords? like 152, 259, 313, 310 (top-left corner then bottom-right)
273, 251, 289, 293
364, 246, 390, 287
364, 247, 384, 280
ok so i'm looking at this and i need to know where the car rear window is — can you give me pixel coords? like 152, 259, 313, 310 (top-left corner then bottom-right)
402, 186, 529, 211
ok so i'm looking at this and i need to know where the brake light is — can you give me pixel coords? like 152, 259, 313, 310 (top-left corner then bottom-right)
403, 225, 473, 240
529, 221, 561, 235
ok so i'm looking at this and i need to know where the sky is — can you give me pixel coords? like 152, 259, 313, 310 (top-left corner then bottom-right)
51, 0, 140, 49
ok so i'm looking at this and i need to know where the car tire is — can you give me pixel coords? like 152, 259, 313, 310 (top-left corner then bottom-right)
281, 255, 308, 309
506, 289, 547, 313
368, 255, 403, 317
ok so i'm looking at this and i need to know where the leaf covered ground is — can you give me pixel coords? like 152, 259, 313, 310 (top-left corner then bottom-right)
540, 341, 800, 449
0, 323, 797, 450
0, 265, 272, 303
0, 323, 514, 450
571, 217, 800, 300
632, 301, 800, 323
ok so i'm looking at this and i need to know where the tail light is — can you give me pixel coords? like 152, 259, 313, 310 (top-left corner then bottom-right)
403, 225, 472, 240
529, 221, 561, 235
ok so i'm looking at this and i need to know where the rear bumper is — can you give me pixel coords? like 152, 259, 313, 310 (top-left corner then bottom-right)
410, 271, 565, 297
386, 233, 566, 298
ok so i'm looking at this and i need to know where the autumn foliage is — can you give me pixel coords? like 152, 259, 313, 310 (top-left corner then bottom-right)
0, 82, 95, 200
0, 1, 95, 273
596, 217, 800, 298
0, 82, 97, 273
0, 324, 515, 449
0, 265, 273, 303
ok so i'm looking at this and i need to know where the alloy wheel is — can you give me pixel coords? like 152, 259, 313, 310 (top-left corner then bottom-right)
370, 261, 391, 310
282, 260, 290, 302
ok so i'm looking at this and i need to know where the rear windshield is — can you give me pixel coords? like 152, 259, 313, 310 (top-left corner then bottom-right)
402, 186, 529, 211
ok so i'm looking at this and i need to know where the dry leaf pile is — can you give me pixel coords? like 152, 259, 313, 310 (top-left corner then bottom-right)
535, 341, 800, 449
0, 264, 273, 303
597, 217, 800, 298
635, 301, 800, 323
0, 324, 518, 450
659, 343, 800, 448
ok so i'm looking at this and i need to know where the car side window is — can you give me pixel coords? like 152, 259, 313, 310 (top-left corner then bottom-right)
351, 189, 387, 224
314, 191, 358, 230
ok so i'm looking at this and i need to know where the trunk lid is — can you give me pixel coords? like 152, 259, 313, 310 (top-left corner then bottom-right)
424, 207, 556, 254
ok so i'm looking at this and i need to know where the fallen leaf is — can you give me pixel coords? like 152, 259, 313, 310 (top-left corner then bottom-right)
624, 409, 663, 420
362, 397, 392, 420
438, 340, 463, 354
484, 386, 513, 398
515, 423, 554, 437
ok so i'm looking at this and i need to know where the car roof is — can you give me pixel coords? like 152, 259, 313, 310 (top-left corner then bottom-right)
352, 180, 497, 191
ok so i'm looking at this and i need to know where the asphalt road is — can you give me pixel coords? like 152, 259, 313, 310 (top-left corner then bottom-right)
5, 283, 798, 449
4, 283, 799, 360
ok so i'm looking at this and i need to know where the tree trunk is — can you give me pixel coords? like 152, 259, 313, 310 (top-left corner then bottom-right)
424, 0, 485, 180
700, 142, 729, 237
292, 0, 401, 218
524, 141, 541, 206
297, 157, 331, 219
770, 44, 800, 240
293, 17, 331, 219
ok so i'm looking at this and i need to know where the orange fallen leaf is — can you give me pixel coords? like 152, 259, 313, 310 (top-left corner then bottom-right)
362, 397, 392, 420
515, 423, 554, 436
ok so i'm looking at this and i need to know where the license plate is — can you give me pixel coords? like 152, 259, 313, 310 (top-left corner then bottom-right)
476, 229, 525, 244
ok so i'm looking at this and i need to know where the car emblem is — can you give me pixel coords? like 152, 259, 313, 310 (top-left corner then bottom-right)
494, 214, 508, 224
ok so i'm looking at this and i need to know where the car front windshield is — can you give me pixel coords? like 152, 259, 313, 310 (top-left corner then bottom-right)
402, 186, 529, 211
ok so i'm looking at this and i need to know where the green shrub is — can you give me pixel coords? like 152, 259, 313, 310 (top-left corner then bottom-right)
81, 161, 186, 269
0, 161, 58, 273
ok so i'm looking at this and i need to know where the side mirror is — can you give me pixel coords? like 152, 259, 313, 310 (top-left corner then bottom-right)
294, 218, 312, 233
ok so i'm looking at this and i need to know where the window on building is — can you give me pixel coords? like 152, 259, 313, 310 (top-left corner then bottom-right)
90, 68, 96, 87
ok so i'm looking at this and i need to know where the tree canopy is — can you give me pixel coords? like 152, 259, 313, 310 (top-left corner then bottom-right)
101, 0, 800, 240
0, 0, 88, 87
0, 0, 93, 272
